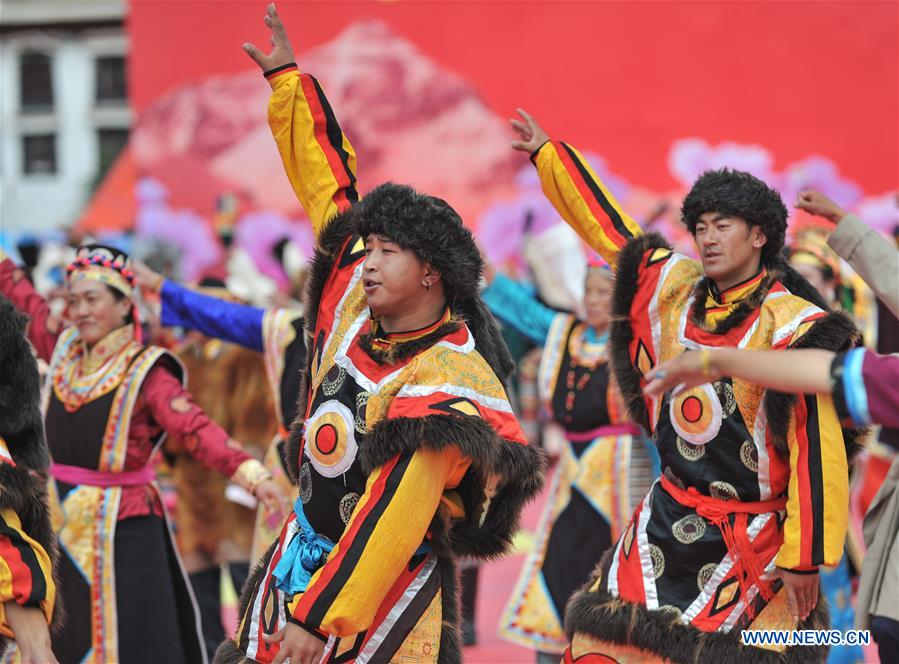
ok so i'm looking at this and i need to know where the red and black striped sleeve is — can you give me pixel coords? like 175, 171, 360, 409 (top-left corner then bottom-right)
265, 64, 359, 236
0, 508, 55, 636
776, 392, 848, 571
531, 140, 642, 267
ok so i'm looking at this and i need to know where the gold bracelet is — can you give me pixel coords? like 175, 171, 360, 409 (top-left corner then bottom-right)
700, 349, 713, 378
232, 459, 273, 495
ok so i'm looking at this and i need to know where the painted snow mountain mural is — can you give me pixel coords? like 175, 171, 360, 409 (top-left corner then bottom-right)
78, 19, 893, 286
131, 20, 522, 226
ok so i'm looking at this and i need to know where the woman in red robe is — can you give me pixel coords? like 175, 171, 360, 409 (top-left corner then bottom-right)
0, 245, 284, 664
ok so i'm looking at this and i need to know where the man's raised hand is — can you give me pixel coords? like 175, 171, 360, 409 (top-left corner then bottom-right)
795, 190, 846, 226
510, 109, 550, 154
243, 3, 295, 73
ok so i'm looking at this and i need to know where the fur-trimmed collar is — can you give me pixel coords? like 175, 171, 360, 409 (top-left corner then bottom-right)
687, 269, 778, 336
357, 318, 462, 365
706, 267, 767, 304
358, 307, 457, 365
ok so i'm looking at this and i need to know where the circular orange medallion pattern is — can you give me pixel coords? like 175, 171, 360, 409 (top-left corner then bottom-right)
304, 400, 359, 478
669, 382, 722, 445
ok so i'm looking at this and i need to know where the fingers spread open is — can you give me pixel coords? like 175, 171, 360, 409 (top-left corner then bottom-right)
243, 43, 265, 65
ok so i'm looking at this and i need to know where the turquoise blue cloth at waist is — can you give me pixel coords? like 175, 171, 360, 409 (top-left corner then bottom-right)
272, 497, 431, 597
272, 498, 336, 596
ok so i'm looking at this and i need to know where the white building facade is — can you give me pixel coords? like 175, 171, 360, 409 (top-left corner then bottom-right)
0, 0, 131, 234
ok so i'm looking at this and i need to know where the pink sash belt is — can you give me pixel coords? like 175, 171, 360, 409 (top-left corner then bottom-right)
51, 463, 155, 487
564, 423, 642, 443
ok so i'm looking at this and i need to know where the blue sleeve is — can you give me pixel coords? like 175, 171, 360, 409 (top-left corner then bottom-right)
839, 348, 871, 426
160, 280, 265, 352
481, 274, 556, 345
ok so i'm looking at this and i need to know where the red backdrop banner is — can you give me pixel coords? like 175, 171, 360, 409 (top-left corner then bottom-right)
80, 0, 896, 278
127, 0, 897, 194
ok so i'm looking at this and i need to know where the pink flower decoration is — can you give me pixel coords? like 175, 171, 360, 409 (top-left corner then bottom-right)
854, 192, 898, 234
668, 138, 776, 189
780, 156, 862, 212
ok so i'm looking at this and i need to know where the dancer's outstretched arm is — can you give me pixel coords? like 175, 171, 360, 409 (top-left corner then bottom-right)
511, 110, 642, 267
796, 190, 899, 318
0, 253, 62, 362
244, 3, 359, 238
643, 348, 835, 398
142, 365, 285, 513
482, 272, 558, 345
134, 262, 266, 352
644, 346, 899, 429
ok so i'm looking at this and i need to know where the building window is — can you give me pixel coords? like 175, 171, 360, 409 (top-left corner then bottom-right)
98, 128, 129, 177
20, 52, 53, 112
22, 134, 57, 175
96, 56, 127, 103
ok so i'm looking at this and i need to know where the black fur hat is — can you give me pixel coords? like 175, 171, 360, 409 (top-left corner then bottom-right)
353, 182, 514, 381
354, 183, 483, 302
681, 169, 788, 267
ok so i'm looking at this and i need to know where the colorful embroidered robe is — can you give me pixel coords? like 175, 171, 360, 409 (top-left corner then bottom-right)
533, 140, 859, 663
230, 65, 542, 664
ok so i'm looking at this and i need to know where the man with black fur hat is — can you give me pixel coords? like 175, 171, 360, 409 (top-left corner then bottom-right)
222, 6, 544, 664
0, 296, 57, 664
510, 111, 859, 663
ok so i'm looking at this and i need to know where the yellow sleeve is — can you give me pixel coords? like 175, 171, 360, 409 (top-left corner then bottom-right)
0, 508, 55, 637
265, 65, 359, 236
532, 140, 642, 267
288, 446, 469, 636
775, 393, 849, 570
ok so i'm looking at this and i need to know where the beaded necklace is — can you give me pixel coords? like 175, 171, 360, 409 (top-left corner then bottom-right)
561, 324, 608, 420
567, 324, 608, 369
